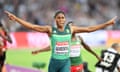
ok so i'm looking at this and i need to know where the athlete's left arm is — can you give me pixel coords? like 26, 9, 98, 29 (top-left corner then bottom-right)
2, 27, 12, 43
79, 36, 102, 61
71, 16, 117, 33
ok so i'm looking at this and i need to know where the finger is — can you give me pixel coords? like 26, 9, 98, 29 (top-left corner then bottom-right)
112, 16, 117, 20
4, 11, 10, 15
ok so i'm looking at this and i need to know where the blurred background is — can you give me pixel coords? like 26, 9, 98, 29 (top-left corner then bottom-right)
0, 0, 120, 72
0, 0, 120, 31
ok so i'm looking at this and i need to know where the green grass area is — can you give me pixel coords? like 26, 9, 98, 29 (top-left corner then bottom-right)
81, 48, 102, 72
6, 48, 103, 72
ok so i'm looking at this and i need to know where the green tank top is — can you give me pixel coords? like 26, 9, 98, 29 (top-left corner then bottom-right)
51, 24, 71, 60
70, 38, 83, 66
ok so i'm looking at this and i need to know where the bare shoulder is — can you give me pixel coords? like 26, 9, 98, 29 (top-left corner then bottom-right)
70, 25, 75, 34
45, 25, 52, 36
70, 25, 82, 34
46, 25, 52, 32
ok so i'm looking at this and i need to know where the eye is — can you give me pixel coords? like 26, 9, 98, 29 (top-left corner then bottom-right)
57, 17, 61, 19
62, 17, 64, 19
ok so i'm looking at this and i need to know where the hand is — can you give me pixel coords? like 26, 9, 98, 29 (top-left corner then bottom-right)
4, 11, 17, 21
32, 51, 39, 55
106, 16, 117, 25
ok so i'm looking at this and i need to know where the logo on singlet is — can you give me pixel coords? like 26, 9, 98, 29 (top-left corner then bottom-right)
55, 41, 69, 55
66, 29, 70, 33
53, 30, 57, 33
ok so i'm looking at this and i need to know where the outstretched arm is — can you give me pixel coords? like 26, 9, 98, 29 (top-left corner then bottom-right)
79, 36, 101, 61
71, 16, 117, 33
32, 46, 51, 55
4, 11, 51, 35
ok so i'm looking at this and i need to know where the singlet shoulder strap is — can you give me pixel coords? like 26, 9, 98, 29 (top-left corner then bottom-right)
64, 22, 72, 33
65, 21, 72, 29
52, 26, 57, 34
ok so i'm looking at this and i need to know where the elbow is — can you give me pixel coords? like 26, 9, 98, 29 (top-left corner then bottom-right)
8, 39, 12, 43
10, 40, 12, 43
9, 40, 12, 43
7, 37, 12, 43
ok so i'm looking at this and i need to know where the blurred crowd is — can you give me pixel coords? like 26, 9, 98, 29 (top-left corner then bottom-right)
0, 0, 120, 32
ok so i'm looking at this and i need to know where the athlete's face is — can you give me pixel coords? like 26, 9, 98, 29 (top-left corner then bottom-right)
55, 13, 66, 27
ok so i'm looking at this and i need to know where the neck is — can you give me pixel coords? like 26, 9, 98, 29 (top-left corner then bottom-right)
57, 25, 64, 32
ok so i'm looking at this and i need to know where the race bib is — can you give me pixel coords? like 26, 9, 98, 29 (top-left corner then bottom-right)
100, 52, 115, 67
55, 42, 69, 55
70, 45, 81, 57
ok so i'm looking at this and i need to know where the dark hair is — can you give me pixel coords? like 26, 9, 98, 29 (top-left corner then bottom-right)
67, 21, 74, 26
68, 21, 73, 24
54, 10, 65, 18
111, 43, 120, 48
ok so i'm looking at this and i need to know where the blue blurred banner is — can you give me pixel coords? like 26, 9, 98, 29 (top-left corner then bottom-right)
77, 30, 107, 46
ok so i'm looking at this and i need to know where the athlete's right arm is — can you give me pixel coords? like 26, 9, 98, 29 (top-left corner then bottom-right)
32, 46, 51, 55
5, 11, 51, 35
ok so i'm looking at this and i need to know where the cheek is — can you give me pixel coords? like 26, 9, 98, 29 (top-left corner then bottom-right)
64, 19, 66, 21
55, 19, 58, 22
63, 19, 66, 22
56, 19, 60, 22
55, 20, 60, 24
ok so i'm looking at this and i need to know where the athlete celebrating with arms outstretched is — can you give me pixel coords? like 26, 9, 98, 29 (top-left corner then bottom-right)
5, 10, 116, 72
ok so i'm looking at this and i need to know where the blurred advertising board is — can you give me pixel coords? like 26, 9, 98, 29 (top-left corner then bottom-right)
7, 32, 50, 48
106, 30, 120, 47
6, 31, 120, 48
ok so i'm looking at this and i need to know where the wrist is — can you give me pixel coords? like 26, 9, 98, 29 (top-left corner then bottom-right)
15, 17, 19, 22
104, 22, 110, 26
